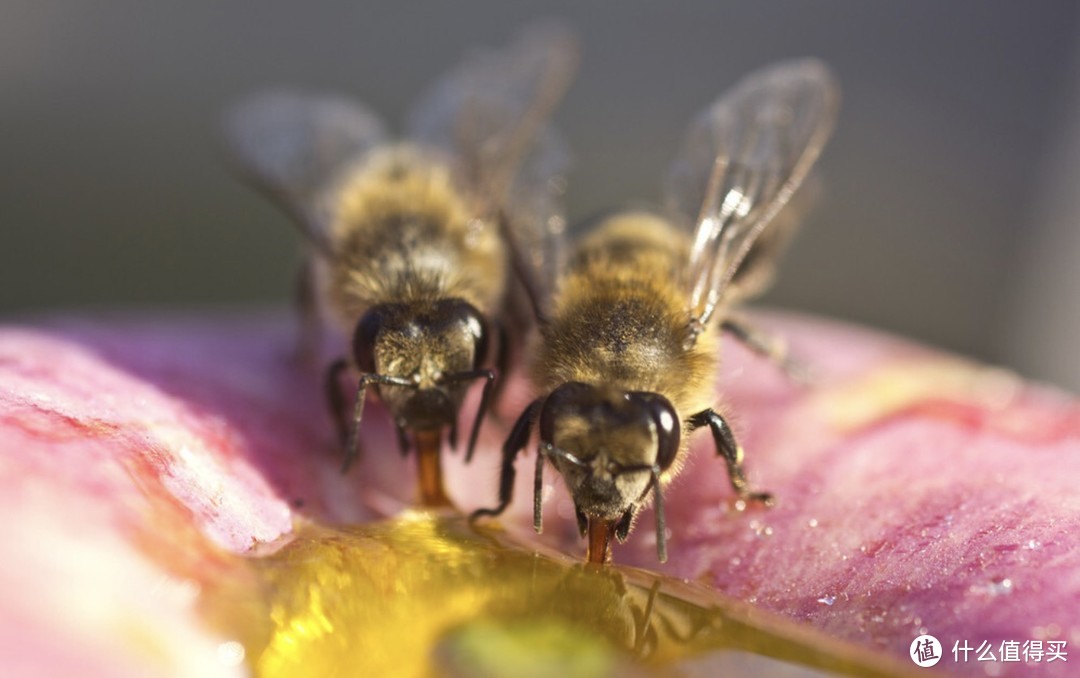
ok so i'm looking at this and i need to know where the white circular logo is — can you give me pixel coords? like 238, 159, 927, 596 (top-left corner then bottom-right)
910, 634, 943, 667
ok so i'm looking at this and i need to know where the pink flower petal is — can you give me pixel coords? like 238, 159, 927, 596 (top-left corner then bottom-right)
1, 311, 1076, 674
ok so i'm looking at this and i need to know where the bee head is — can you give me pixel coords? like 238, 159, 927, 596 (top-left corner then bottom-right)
352, 298, 489, 430
538, 382, 680, 520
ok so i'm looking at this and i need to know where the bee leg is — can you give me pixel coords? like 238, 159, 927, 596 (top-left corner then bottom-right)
294, 259, 321, 366
497, 209, 550, 326
490, 321, 512, 415
439, 369, 496, 463
631, 579, 662, 657
340, 372, 416, 474
324, 358, 350, 449
395, 422, 411, 458
533, 447, 545, 533
721, 317, 813, 385
469, 397, 542, 523
465, 370, 496, 464
688, 409, 774, 507
448, 420, 459, 453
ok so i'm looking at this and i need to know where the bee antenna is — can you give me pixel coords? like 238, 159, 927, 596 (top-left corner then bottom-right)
533, 446, 546, 533
436, 369, 496, 463
652, 466, 667, 563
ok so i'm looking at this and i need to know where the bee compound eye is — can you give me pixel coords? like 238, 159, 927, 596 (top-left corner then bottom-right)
629, 392, 681, 471
539, 382, 596, 444
434, 299, 490, 369
654, 407, 681, 471
457, 302, 489, 369
353, 306, 389, 374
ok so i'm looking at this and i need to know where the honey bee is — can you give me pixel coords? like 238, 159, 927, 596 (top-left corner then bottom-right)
222, 25, 576, 506
472, 60, 839, 562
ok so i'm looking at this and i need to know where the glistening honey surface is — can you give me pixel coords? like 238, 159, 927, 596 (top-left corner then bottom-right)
199, 512, 908, 677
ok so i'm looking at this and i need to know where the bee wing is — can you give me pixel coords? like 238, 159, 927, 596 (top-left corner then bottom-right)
721, 175, 821, 305
664, 59, 839, 325
221, 90, 388, 255
407, 23, 577, 317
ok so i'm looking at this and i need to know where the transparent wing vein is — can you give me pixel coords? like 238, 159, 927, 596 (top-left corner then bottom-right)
664, 59, 839, 325
221, 90, 387, 252
407, 22, 578, 306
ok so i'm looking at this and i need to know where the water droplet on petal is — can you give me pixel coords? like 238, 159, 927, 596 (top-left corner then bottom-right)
748, 520, 773, 538
969, 577, 1013, 597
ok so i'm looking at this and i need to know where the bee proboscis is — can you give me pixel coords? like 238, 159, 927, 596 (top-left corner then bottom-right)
472, 59, 839, 563
223, 25, 577, 506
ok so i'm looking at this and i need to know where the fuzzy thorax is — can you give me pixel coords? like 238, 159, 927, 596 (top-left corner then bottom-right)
324, 145, 507, 325
536, 213, 720, 425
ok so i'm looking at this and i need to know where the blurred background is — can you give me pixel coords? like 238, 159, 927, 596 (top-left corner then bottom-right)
2, 1, 1079, 390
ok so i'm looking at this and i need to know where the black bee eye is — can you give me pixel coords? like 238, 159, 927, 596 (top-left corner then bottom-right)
653, 403, 681, 471
436, 299, 490, 369
353, 305, 389, 374
539, 382, 594, 444
459, 302, 489, 369
629, 392, 681, 471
